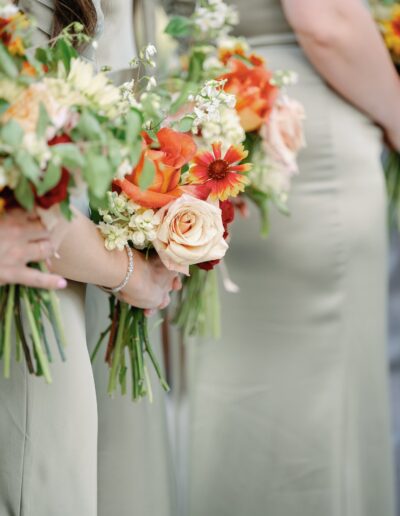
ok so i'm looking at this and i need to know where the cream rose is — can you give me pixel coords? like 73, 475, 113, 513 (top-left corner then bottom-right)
261, 96, 306, 175
153, 194, 228, 275
2, 83, 70, 137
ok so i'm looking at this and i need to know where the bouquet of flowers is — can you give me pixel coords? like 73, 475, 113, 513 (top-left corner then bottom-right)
0, 1, 145, 382
163, 0, 305, 337
94, 107, 249, 400
370, 0, 400, 225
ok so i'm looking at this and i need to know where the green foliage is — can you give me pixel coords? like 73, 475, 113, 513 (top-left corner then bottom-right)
35, 161, 61, 196
0, 43, 19, 78
14, 176, 35, 211
139, 157, 156, 191
1, 119, 23, 147
165, 16, 193, 38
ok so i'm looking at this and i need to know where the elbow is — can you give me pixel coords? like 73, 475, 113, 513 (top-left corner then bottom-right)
285, 8, 345, 49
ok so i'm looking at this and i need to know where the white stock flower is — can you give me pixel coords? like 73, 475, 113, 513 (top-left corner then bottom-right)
116, 159, 132, 180
22, 133, 51, 169
193, 0, 239, 38
0, 3, 19, 17
47, 59, 121, 118
200, 105, 245, 151
99, 223, 129, 251
191, 79, 236, 130
146, 76, 157, 92
0, 163, 19, 190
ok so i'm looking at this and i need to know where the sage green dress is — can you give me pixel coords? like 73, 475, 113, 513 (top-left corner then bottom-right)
85, 3, 177, 515
0, 2, 103, 514
186, 1, 396, 515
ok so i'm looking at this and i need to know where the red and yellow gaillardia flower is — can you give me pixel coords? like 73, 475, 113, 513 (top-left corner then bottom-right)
382, 5, 400, 61
218, 41, 265, 67
189, 142, 251, 201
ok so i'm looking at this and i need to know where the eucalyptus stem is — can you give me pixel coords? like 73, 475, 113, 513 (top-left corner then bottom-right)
21, 288, 52, 383
141, 311, 169, 392
107, 303, 128, 395
3, 284, 15, 379
39, 263, 67, 359
90, 323, 111, 362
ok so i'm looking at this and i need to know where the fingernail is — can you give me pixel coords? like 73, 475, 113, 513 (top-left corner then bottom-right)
57, 278, 67, 289
54, 251, 61, 259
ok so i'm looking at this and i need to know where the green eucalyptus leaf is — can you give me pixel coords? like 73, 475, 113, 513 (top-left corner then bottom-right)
0, 99, 10, 117
129, 139, 142, 168
36, 161, 61, 196
84, 152, 113, 199
108, 141, 122, 169
88, 190, 109, 211
76, 110, 104, 141
51, 143, 85, 169
139, 158, 155, 191
165, 16, 193, 38
59, 198, 73, 220
35, 47, 51, 66
126, 110, 143, 143
0, 44, 19, 78
188, 50, 207, 83
15, 150, 41, 184
53, 39, 75, 74
177, 116, 194, 133
36, 103, 50, 139
1, 120, 24, 147
14, 177, 34, 211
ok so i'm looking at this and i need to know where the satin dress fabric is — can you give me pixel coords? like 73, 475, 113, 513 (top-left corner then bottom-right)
0, 2, 103, 515
85, 2, 177, 515
185, 1, 396, 516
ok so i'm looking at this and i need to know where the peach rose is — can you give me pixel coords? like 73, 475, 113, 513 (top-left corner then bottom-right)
219, 59, 279, 132
261, 97, 306, 174
153, 194, 228, 275
2, 83, 70, 137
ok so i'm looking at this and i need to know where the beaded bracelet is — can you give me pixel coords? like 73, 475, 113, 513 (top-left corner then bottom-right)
104, 245, 134, 294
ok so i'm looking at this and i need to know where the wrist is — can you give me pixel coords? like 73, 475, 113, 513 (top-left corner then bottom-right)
104, 245, 134, 293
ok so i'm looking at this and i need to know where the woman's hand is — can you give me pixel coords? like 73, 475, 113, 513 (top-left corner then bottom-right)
0, 210, 67, 290
118, 253, 182, 310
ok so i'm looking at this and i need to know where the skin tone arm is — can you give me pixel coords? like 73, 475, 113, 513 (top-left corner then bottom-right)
282, 0, 400, 150
0, 210, 67, 290
49, 209, 180, 310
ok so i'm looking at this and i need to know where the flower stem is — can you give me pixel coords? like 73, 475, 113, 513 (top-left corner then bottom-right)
3, 284, 15, 379
22, 288, 52, 384
107, 302, 128, 395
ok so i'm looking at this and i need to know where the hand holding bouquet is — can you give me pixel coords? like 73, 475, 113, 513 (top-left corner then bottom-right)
0, 1, 145, 382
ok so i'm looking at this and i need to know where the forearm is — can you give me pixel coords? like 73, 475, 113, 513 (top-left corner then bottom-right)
49, 209, 129, 289
283, 0, 400, 132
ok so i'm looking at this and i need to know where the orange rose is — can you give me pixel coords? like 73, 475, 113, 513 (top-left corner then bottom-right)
218, 59, 278, 132
115, 128, 197, 209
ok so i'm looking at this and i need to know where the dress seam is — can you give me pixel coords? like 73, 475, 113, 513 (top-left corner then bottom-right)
18, 365, 29, 516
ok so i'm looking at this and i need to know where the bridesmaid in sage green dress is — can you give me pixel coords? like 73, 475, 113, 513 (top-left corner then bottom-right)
0, 1, 103, 514
184, 1, 400, 515
86, 2, 177, 515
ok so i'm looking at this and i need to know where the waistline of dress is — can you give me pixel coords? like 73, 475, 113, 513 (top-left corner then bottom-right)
246, 33, 298, 48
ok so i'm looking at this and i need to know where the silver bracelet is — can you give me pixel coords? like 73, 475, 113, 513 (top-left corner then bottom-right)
104, 245, 134, 294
